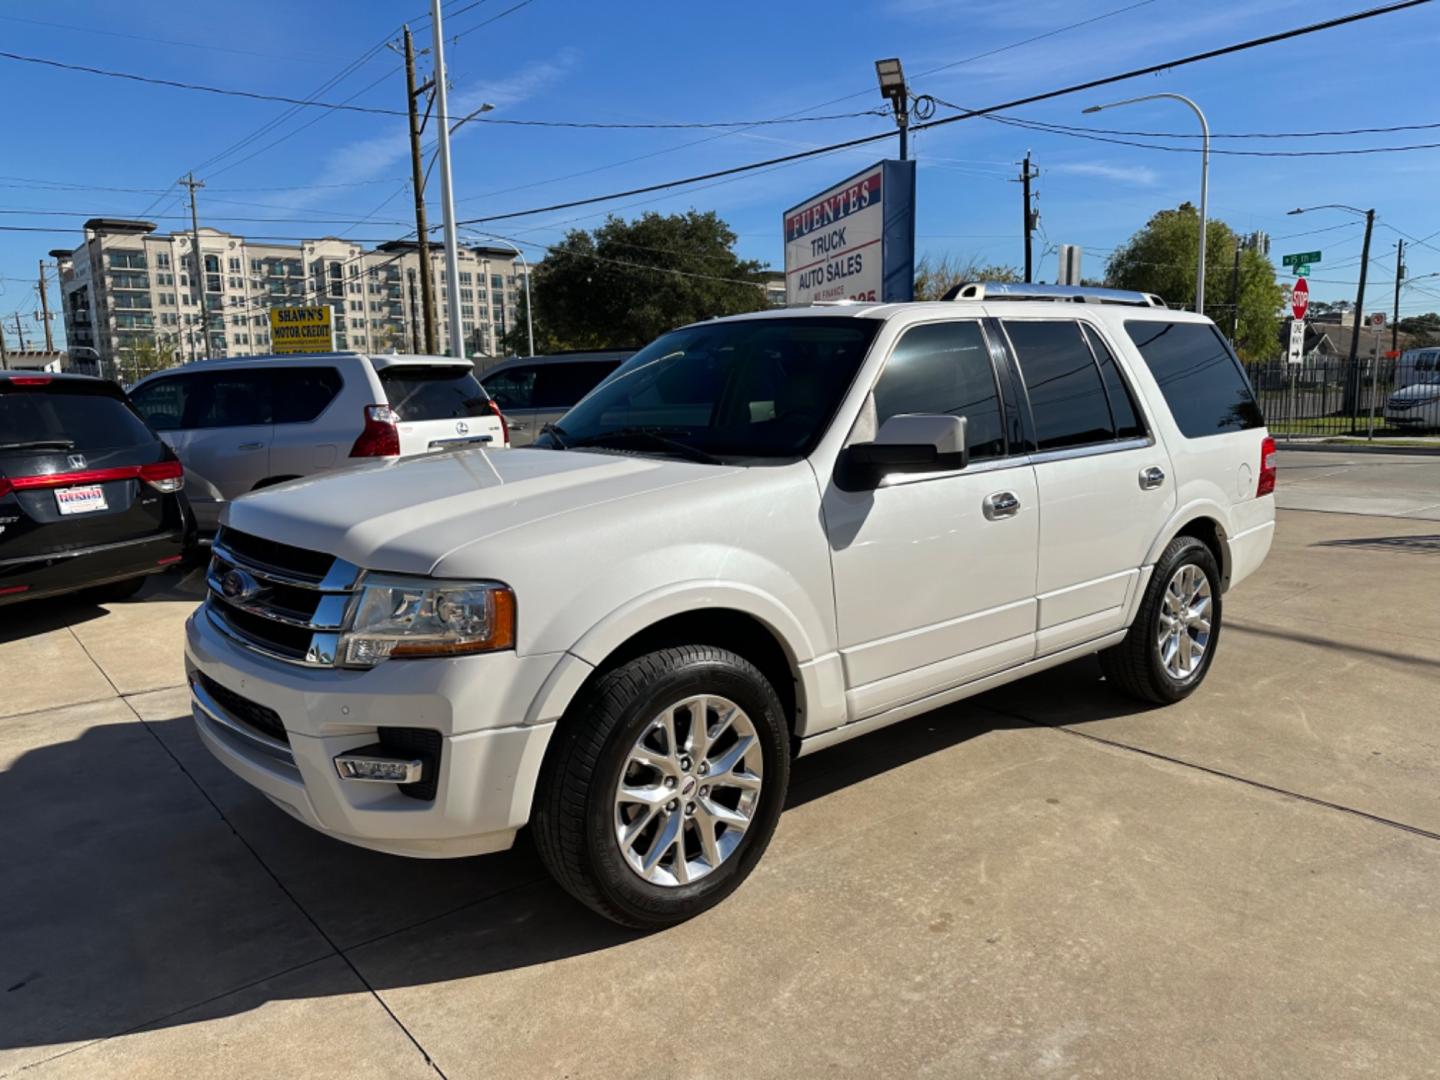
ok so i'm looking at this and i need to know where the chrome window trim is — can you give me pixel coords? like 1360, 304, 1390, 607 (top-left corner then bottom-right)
876, 435, 1155, 488
1027, 435, 1155, 465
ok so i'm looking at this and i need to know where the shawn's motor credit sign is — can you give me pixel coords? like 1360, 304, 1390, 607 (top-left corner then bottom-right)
268, 305, 336, 355
783, 159, 915, 305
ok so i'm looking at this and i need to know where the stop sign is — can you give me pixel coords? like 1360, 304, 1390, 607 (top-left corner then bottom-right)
1292, 277, 1309, 321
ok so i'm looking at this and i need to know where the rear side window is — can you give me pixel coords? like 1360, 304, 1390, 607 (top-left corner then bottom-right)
873, 321, 1006, 461
272, 367, 343, 424
129, 375, 189, 431
1081, 325, 1146, 440
483, 365, 536, 410
532, 362, 618, 409
376, 365, 490, 421
1004, 321, 1114, 450
1124, 321, 1264, 437
187, 372, 272, 429
1, 382, 157, 452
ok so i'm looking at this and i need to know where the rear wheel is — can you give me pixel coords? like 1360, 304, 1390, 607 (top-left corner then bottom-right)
532, 646, 790, 929
1101, 536, 1221, 705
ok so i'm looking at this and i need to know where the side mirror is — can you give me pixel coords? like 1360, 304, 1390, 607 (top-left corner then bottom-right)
840, 414, 969, 489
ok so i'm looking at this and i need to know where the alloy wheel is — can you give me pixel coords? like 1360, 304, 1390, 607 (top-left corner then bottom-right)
1157, 563, 1213, 680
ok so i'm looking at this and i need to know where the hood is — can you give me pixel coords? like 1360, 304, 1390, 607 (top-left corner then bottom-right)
1390, 382, 1440, 402
223, 447, 736, 575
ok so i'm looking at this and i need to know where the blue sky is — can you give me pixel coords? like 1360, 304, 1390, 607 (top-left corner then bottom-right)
2, 0, 1438, 350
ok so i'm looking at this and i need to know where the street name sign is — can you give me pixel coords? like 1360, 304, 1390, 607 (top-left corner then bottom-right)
1292, 263, 1311, 276
1282, 250, 1322, 268
783, 160, 916, 305
1291, 277, 1309, 321
268, 306, 335, 355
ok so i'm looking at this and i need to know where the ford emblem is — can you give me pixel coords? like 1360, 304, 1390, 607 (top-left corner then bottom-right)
220, 568, 261, 603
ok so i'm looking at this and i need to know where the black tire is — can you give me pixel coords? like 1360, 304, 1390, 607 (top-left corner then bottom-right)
532, 646, 791, 929
1100, 536, 1222, 705
82, 574, 149, 604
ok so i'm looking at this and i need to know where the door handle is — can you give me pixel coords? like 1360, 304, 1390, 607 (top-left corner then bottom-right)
1138, 465, 1166, 490
982, 491, 1021, 520
237, 441, 264, 451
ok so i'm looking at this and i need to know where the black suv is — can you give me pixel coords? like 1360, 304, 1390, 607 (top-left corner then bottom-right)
1, 372, 192, 606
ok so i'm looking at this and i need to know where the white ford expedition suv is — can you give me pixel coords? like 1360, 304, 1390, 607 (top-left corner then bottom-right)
185, 284, 1276, 928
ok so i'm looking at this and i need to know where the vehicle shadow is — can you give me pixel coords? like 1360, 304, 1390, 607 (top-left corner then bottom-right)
0, 654, 1142, 1061
0, 568, 203, 644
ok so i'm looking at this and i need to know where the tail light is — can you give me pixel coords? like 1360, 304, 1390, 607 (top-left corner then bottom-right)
350, 405, 401, 457
487, 399, 510, 446
1257, 435, 1277, 497
9, 375, 52, 386
140, 459, 185, 493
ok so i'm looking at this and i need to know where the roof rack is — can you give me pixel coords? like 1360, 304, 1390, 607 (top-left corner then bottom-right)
942, 281, 1167, 308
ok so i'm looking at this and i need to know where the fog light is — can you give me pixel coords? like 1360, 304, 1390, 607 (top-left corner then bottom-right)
334, 750, 424, 784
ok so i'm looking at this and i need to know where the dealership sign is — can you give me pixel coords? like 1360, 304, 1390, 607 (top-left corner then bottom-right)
268, 305, 336, 355
783, 159, 916, 305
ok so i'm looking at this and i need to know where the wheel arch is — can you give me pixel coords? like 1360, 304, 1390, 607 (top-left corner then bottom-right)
1148, 503, 1231, 590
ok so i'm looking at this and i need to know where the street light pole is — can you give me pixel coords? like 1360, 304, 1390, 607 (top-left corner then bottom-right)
1288, 204, 1374, 419
465, 233, 534, 357
1084, 93, 1209, 314
429, 0, 465, 360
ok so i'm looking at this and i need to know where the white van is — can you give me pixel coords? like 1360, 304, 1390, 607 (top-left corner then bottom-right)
129, 353, 508, 531
1396, 347, 1440, 390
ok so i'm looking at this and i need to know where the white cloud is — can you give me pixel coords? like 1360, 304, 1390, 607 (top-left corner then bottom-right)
267, 50, 580, 212
1050, 161, 1159, 186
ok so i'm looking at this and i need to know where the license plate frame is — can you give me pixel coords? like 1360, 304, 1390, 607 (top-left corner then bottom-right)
55, 484, 109, 516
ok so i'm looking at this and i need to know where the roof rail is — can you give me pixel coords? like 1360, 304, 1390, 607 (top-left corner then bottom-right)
942, 281, 1167, 308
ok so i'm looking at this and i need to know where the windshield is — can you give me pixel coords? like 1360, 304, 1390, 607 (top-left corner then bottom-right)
541, 316, 879, 460
375, 364, 491, 421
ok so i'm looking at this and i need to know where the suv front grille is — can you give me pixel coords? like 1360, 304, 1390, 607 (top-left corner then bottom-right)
205, 527, 360, 667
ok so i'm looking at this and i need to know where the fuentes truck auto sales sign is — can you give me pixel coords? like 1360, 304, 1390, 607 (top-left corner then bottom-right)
783, 159, 915, 305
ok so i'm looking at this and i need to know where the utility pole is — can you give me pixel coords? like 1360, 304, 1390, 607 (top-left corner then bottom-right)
402, 26, 439, 354
1345, 209, 1375, 419
14, 313, 28, 351
1228, 238, 1243, 341
36, 260, 55, 352
406, 267, 422, 353
429, 0, 465, 360
1392, 239, 1405, 357
182, 173, 209, 359
0, 318, 8, 364
1018, 153, 1039, 283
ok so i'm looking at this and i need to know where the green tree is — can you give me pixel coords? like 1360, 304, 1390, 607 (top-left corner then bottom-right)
1106, 203, 1283, 360
913, 253, 1021, 300
121, 336, 181, 381
502, 211, 769, 353
1398, 312, 1440, 345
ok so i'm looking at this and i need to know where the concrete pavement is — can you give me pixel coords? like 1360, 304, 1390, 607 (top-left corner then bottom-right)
1275, 449, 1440, 519
3, 459, 1440, 1078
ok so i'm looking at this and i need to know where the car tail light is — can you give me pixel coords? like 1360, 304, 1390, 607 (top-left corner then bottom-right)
10, 375, 52, 386
140, 459, 185, 492
1257, 435, 1277, 497
0, 478, 12, 500
350, 405, 401, 457
487, 399, 510, 446
0, 584, 29, 596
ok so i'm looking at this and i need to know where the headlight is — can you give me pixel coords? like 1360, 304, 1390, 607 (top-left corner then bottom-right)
338, 575, 515, 667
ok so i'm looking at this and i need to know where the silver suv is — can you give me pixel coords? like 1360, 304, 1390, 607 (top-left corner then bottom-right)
129, 353, 507, 530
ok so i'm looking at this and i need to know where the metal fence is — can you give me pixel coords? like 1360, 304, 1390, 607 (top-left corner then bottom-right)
1242, 357, 1439, 440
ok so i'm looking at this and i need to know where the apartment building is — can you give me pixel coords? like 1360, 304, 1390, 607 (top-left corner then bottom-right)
54, 218, 526, 374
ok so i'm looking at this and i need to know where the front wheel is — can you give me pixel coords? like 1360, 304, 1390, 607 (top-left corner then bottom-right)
1101, 536, 1222, 705
532, 646, 791, 929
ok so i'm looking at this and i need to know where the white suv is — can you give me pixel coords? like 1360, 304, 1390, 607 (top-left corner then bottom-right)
184, 285, 1276, 928
129, 353, 507, 531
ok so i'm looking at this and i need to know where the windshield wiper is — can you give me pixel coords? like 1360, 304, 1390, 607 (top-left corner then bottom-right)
571, 427, 722, 465
538, 422, 569, 449
0, 439, 75, 451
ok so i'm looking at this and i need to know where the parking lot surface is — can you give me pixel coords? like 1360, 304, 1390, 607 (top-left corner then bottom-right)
3, 450, 1439, 1078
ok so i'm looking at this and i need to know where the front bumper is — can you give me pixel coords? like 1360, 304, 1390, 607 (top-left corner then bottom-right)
184, 605, 562, 858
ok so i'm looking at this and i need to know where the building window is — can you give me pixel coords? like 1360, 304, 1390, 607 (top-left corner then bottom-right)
251, 259, 263, 274
459, 272, 473, 286
107, 250, 147, 270
491, 274, 503, 289
159, 293, 175, 306
228, 256, 241, 273
156, 252, 171, 270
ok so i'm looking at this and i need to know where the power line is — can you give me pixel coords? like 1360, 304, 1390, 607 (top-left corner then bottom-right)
452, 0, 1433, 227
979, 115, 1440, 141
450, 0, 537, 41
0, 207, 413, 227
